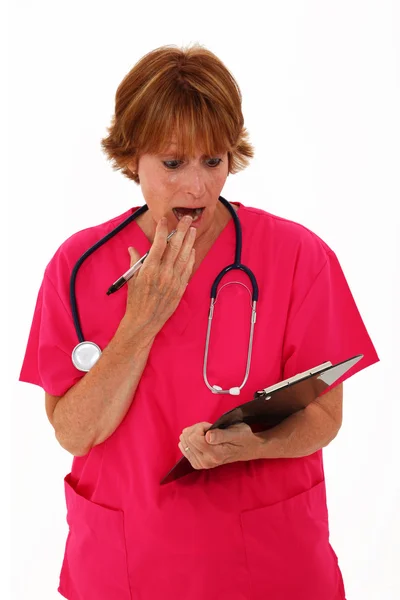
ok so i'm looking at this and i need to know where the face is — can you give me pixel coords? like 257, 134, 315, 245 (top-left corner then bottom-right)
132, 143, 229, 241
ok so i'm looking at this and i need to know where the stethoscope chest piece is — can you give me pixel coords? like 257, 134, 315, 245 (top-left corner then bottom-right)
71, 341, 102, 372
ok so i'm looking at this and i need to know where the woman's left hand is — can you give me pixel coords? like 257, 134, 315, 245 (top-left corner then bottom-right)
178, 422, 263, 470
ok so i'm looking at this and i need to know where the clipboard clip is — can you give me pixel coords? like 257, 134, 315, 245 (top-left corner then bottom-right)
254, 361, 333, 399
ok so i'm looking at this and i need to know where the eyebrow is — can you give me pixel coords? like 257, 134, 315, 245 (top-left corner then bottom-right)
160, 149, 222, 158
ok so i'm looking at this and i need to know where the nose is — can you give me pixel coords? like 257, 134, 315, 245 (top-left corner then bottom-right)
181, 164, 207, 199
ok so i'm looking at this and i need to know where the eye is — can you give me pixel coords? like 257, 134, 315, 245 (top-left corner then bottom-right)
163, 160, 182, 170
206, 158, 223, 168
162, 157, 223, 170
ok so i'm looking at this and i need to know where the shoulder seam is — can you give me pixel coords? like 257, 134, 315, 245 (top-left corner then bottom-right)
241, 206, 333, 256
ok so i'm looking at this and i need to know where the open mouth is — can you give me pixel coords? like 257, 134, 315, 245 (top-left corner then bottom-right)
172, 207, 205, 222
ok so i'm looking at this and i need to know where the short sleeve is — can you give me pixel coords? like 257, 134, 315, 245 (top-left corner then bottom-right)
282, 250, 379, 387
19, 272, 84, 396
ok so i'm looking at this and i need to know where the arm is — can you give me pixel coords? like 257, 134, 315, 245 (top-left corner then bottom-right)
49, 319, 155, 456
47, 216, 196, 457
179, 384, 343, 468
255, 382, 343, 458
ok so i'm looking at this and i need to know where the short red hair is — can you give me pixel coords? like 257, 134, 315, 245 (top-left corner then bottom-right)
101, 44, 254, 183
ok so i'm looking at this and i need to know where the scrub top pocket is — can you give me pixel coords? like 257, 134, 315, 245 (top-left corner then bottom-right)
60, 474, 132, 600
240, 480, 344, 600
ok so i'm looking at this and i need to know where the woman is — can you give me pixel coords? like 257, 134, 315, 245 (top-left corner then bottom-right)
20, 44, 379, 600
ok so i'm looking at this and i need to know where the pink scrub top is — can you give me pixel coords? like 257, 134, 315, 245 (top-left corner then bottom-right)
20, 202, 379, 600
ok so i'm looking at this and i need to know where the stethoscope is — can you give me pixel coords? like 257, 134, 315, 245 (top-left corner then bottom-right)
70, 195, 259, 395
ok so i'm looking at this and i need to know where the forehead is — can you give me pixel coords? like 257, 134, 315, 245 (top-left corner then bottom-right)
157, 140, 226, 158
148, 120, 229, 155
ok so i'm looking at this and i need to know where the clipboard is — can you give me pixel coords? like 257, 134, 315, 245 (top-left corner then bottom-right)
160, 354, 363, 485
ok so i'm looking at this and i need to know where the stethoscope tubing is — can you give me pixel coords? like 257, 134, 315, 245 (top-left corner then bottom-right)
213, 197, 258, 302
70, 204, 148, 343
69, 196, 259, 386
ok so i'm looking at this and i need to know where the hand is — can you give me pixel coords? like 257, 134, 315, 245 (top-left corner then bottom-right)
178, 422, 263, 470
123, 215, 196, 335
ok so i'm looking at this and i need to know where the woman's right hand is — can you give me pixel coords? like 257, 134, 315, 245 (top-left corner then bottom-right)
123, 214, 197, 336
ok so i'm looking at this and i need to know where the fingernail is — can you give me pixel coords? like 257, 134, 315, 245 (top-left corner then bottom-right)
208, 434, 214, 443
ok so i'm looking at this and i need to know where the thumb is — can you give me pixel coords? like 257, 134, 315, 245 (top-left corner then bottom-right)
206, 424, 245, 445
206, 428, 231, 445
128, 246, 141, 267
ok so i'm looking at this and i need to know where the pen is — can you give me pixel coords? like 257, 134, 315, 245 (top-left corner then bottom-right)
106, 229, 178, 295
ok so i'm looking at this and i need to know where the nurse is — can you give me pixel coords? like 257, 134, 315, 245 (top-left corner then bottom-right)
20, 44, 379, 600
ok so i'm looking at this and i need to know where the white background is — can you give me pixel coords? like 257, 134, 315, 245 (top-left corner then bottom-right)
5, 1, 399, 599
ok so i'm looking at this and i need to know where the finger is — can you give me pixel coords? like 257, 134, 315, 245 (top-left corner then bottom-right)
128, 246, 142, 268
178, 440, 189, 456
162, 216, 196, 268
206, 424, 249, 445
173, 227, 197, 271
143, 217, 170, 265
180, 423, 212, 454
182, 422, 213, 436
180, 436, 226, 470
180, 432, 205, 456
179, 248, 196, 291
178, 441, 202, 470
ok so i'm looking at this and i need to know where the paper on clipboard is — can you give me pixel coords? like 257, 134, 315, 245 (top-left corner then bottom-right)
160, 354, 363, 485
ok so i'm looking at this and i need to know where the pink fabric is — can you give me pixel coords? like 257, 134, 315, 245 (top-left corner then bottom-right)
20, 203, 378, 599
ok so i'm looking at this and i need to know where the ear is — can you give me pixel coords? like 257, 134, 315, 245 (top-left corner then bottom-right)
126, 158, 138, 174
